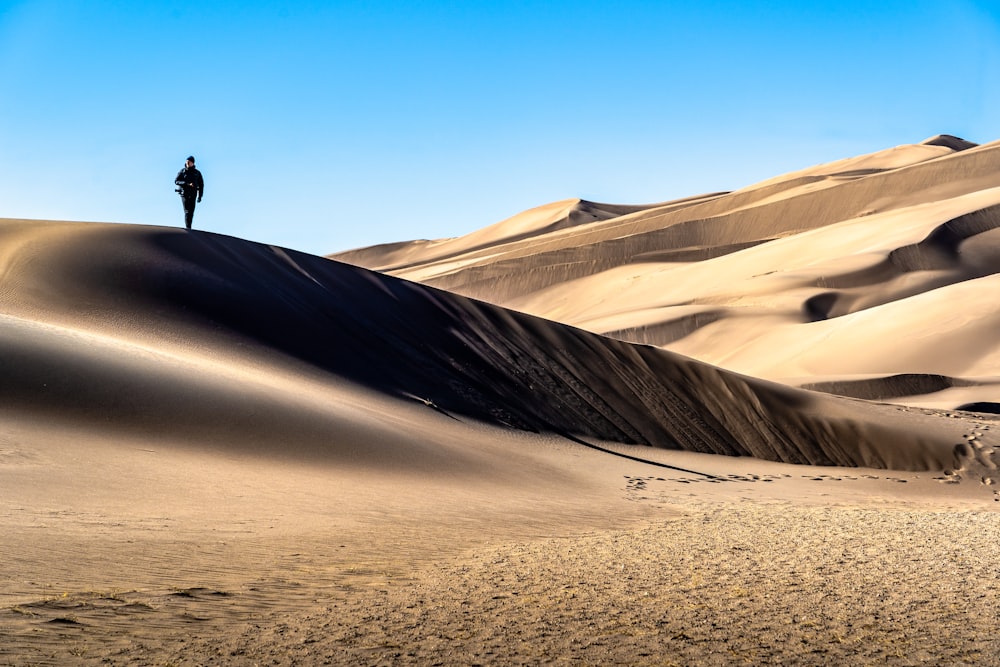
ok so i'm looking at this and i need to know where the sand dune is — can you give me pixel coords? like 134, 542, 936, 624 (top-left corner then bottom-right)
1, 218, 988, 471
5, 135, 1000, 665
336, 135, 1000, 408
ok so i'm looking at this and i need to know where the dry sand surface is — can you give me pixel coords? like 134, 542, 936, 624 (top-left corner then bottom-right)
3, 436, 1000, 666
3, 134, 1000, 665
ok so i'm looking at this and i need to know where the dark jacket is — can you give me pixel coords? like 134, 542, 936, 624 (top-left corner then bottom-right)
175, 166, 204, 200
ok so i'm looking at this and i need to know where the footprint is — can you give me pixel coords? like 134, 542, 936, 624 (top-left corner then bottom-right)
934, 470, 961, 484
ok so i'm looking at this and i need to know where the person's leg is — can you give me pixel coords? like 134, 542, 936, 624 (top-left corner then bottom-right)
183, 198, 195, 229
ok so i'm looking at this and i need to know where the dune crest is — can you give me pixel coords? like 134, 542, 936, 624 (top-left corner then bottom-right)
331, 198, 669, 276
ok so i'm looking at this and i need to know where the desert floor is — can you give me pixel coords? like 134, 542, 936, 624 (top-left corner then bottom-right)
3, 416, 999, 666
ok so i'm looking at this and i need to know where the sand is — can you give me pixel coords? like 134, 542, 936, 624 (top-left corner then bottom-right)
337, 135, 1000, 411
4, 440, 999, 665
4, 434, 1000, 666
4, 134, 1000, 665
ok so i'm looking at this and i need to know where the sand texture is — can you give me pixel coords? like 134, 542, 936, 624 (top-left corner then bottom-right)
4, 134, 1000, 665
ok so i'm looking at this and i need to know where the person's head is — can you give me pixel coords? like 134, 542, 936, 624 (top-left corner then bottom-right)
186, 156, 195, 168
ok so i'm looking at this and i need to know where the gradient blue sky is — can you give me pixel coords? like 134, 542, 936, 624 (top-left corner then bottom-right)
1, 1, 998, 255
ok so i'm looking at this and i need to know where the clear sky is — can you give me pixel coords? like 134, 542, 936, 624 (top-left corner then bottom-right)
1, 1, 998, 256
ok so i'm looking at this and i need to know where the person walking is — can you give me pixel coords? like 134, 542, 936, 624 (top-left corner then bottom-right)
174, 156, 204, 229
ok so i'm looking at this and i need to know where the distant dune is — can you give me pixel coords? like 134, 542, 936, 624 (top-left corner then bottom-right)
334, 135, 1000, 411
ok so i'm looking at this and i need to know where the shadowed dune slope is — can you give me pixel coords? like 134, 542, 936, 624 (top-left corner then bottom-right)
0, 220, 976, 471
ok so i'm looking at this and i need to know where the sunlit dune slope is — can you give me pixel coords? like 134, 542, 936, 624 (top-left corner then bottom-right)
0, 220, 976, 471
334, 198, 673, 274
334, 136, 1000, 409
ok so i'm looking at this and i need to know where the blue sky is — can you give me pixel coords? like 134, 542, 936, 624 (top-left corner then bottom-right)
1, 1, 998, 255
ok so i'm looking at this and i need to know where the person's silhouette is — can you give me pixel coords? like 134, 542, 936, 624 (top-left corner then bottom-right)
174, 156, 204, 229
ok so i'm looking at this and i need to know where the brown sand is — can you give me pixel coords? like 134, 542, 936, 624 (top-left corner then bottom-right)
3, 437, 999, 665
4, 134, 1000, 665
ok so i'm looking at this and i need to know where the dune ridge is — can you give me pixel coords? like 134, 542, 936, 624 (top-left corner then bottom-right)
1, 219, 989, 474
